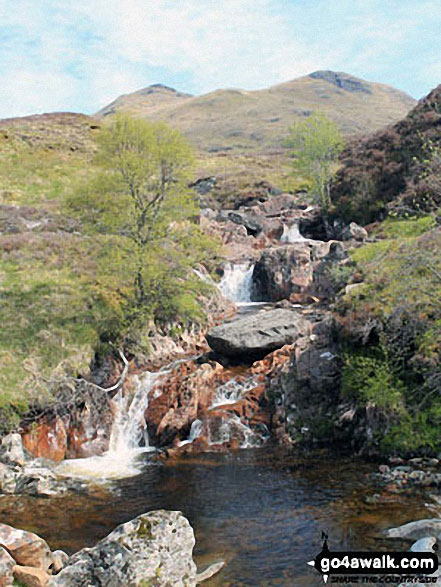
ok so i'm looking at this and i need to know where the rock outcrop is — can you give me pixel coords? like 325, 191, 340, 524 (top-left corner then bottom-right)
206, 308, 309, 358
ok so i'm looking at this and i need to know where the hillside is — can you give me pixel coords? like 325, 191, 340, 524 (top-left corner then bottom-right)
331, 83, 441, 224
97, 71, 416, 151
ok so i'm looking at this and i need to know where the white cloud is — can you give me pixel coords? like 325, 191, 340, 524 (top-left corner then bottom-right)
0, 0, 440, 117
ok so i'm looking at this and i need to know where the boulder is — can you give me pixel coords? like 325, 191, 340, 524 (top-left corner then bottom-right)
0, 547, 14, 586
13, 565, 50, 587
48, 510, 218, 586
387, 519, 441, 540
206, 309, 309, 358
50, 550, 69, 574
253, 244, 313, 302
341, 222, 368, 241
0, 433, 26, 466
0, 523, 53, 570
410, 537, 437, 552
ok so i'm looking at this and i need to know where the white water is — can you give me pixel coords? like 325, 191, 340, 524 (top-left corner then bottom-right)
210, 378, 258, 409
280, 222, 307, 243
56, 372, 161, 480
208, 414, 267, 449
178, 419, 203, 447
219, 262, 254, 304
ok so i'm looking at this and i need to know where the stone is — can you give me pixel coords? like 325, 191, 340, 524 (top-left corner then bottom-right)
0, 547, 14, 586
0, 433, 26, 466
0, 523, 53, 570
13, 565, 50, 587
410, 537, 437, 552
206, 309, 309, 358
253, 244, 313, 302
50, 550, 69, 574
22, 417, 67, 462
387, 519, 441, 540
48, 510, 200, 586
195, 561, 225, 583
0, 463, 17, 494
341, 222, 368, 241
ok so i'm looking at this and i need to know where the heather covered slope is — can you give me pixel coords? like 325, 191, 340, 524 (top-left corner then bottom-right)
331, 84, 441, 224
97, 71, 416, 151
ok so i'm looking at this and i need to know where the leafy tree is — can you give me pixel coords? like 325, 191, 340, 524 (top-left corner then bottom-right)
286, 112, 344, 216
67, 115, 218, 346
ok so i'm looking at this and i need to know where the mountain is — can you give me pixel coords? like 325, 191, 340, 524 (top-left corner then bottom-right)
331, 83, 441, 224
97, 71, 416, 151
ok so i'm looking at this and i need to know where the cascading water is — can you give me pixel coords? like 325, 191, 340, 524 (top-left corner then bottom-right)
208, 414, 267, 449
178, 419, 203, 447
210, 378, 258, 409
56, 372, 160, 480
219, 262, 254, 303
280, 221, 306, 243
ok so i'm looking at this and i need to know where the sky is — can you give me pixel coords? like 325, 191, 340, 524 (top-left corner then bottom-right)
0, 0, 441, 119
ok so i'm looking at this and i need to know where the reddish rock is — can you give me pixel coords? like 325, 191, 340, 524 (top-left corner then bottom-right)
22, 417, 67, 462
0, 523, 52, 570
13, 565, 49, 587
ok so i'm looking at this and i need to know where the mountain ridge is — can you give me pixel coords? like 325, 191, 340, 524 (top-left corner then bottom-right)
96, 70, 416, 151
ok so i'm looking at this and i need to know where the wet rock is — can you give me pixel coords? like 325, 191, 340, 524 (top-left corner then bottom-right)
49, 510, 217, 586
206, 309, 309, 358
196, 561, 225, 583
0, 433, 27, 466
22, 418, 67, 462
0, 522, 53, 570
253, 244, 314, 302
387, 519, 441, 540
13, 565, 50, 587
0, 547, 14, 586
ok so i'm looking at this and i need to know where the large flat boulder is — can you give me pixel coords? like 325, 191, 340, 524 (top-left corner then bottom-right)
206, 309, 309, 357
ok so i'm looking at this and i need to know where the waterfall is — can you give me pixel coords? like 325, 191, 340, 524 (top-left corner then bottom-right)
178, 419, 203, 447
219, 262, 254, 303
210, 378, 258, 409
280, 221, 306, 243
208, 414, 267, 449
56, 372, 160, 480
107, 372, 158, 455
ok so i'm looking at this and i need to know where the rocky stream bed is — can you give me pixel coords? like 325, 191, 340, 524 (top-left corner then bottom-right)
1, 193, 440, 585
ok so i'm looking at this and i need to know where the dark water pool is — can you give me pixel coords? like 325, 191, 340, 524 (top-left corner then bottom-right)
0, 446, 432, 586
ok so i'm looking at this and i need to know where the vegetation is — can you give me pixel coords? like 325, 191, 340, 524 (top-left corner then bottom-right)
286, 112, 344, 215
0, 114, 219, 432
338, 215, 441, 454
331, 84, 441, 224
97, 72, 415, 151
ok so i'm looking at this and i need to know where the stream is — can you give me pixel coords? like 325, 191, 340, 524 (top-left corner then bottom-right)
0, 447, 431, 586
6, 253, 434, 585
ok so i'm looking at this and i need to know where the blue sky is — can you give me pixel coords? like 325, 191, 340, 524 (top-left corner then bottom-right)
0, 0, 440, 118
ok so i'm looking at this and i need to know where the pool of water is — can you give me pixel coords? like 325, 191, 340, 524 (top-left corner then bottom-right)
0, 446, 433, 586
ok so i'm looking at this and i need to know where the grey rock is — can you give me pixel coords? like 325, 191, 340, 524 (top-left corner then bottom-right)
0, 433, 26, 466
206, 309, 309, 357
387, 519, 441, 540
341, 222, 368, 242
49, 510, 203, 586
410, 537, 437, 552
196, 561, 225, 583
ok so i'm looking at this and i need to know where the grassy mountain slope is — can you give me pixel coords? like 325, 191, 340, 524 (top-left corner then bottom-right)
97, 71, 416, 151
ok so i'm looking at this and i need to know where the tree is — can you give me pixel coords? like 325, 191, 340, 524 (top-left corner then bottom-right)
66, 115, 218, 345
286, 112, 344, 216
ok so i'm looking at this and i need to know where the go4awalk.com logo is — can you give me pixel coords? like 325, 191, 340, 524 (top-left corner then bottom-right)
307, 534, 439, 584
